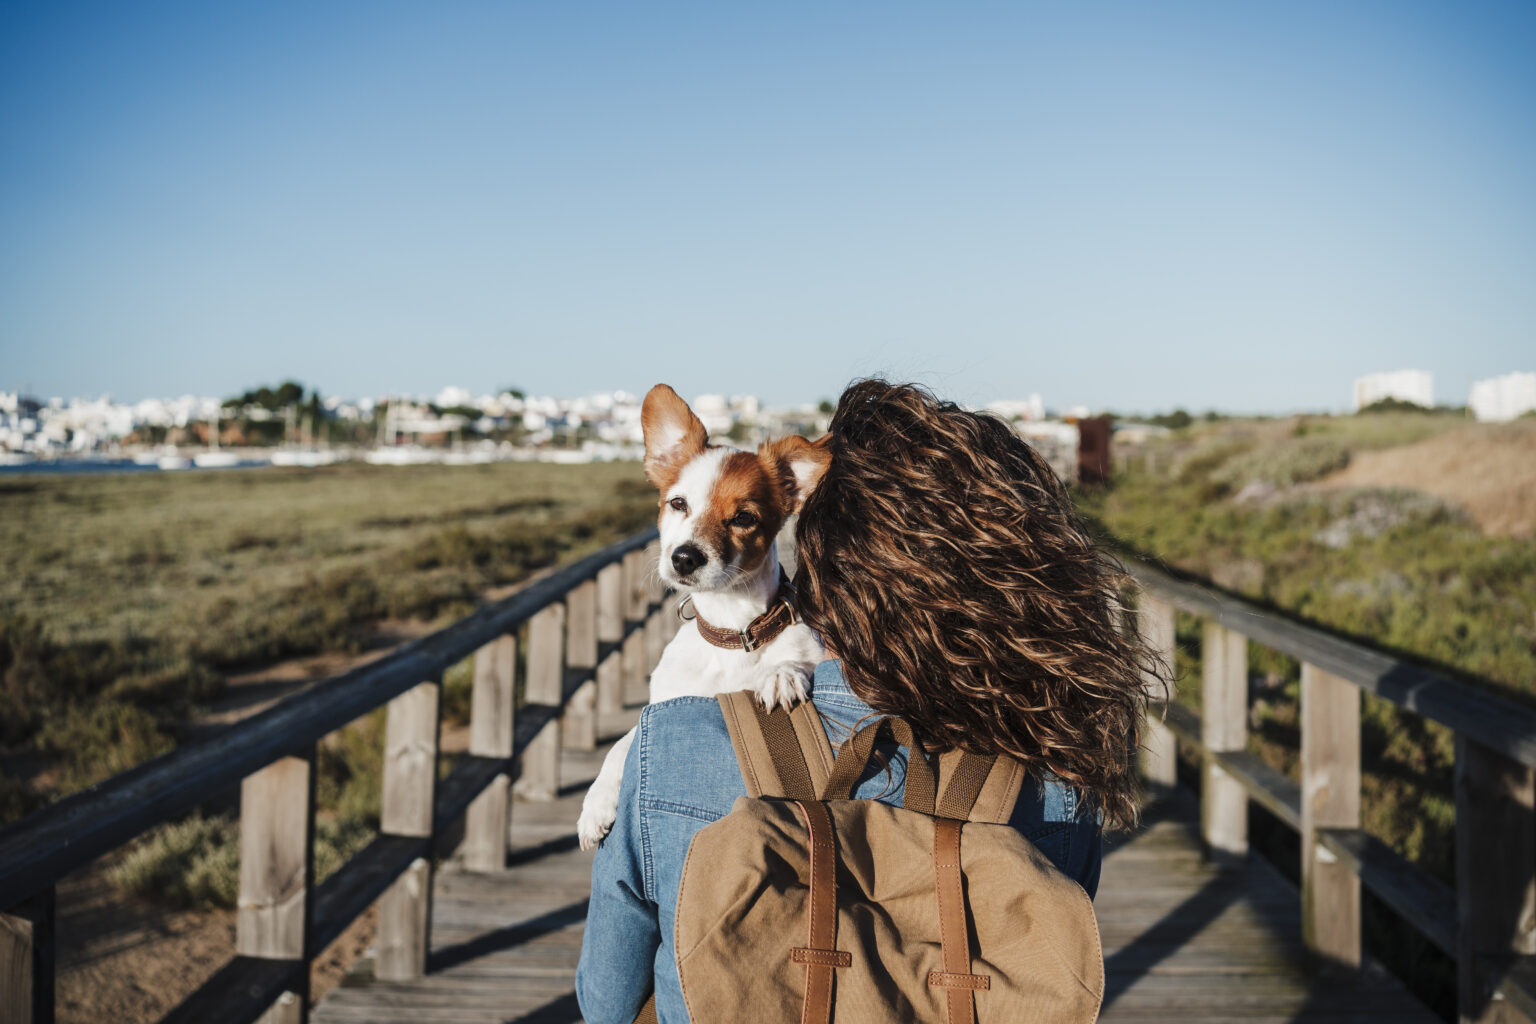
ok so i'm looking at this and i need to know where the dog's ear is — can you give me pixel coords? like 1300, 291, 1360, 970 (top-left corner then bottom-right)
758, 433, 832, 515
641, 384, 708, 491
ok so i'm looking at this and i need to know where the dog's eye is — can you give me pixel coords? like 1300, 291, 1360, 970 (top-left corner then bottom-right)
668, 496, 688, 514
729, 510, 758, 528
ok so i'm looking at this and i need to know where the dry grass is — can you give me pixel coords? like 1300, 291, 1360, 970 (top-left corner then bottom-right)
0, 459, 654, 821
1315, 418, 1536, 537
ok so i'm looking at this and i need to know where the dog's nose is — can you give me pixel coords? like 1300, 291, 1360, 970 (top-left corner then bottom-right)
671, 544, 705, 577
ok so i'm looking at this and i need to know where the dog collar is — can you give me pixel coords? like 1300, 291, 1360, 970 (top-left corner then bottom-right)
678, 570, 798, 652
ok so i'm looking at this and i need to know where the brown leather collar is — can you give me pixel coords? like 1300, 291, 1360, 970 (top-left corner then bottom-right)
682, 570, 798, 652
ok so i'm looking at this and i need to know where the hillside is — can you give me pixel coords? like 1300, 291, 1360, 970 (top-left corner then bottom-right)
1314, 417, 1536, 538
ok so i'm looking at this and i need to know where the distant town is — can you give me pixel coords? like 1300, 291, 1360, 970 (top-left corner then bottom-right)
0, 369, 1531, 476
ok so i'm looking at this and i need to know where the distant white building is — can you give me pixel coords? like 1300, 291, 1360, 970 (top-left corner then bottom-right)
691, 393, 733, 436
985, 394, 1046, 422
1469, 371, 1536, 422
434, 385, 474, 409
1353, 370, 1433, 411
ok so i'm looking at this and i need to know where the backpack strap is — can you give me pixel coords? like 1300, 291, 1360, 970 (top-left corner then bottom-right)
791, 799, 846, 1024
936, 749, 1027, 824
930, 818, 990, 1023
717, 692, 834, 800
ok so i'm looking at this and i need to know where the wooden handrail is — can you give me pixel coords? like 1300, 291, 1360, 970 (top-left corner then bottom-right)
0, 526, 665, 1024
1128, 558, 1536, 768
1128, 554, 1536, 1024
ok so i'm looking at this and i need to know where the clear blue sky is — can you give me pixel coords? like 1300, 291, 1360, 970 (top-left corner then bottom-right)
2, 1, 1532, 413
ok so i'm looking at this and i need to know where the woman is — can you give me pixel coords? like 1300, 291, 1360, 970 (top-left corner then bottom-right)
577, 379, 1161, 1024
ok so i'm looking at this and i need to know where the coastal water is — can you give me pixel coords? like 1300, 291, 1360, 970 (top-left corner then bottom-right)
0, 458, 270, 476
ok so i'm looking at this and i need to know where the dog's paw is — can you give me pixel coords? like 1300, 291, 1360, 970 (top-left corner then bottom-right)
750, 662, 811, 712
577, 791, 619, 851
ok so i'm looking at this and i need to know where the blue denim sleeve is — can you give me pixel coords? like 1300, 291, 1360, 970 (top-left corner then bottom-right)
1010, 776, 1104, 899
575, 731, 657, 1024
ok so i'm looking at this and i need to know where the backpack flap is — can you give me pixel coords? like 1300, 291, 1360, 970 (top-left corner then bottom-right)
674, 797, 1104, 1023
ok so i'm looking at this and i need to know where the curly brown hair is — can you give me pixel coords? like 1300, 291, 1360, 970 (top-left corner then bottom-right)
794, 379, 1166, 830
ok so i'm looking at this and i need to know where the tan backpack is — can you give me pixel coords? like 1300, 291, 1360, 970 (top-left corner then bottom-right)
652, 691, 1104, 1024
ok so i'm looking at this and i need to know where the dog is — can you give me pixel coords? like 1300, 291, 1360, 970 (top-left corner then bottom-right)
575, 383, 830, 850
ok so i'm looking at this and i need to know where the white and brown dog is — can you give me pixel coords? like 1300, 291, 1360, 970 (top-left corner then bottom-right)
575, 383, 830, 849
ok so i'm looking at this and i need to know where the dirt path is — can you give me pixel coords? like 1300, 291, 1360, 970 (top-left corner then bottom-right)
1317, 418, 1536, 538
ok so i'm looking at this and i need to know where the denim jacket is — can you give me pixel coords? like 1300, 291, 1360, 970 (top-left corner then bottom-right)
575, 659, 1102, 1024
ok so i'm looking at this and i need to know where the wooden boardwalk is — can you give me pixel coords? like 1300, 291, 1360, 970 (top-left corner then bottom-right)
314, 747, 1437, 1024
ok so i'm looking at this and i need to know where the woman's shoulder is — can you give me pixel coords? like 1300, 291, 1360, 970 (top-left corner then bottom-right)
630, 698, 742, 819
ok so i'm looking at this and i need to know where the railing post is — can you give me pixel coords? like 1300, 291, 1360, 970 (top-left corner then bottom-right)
661, 588, 683, 644
596, 563, 625, 737
1301, 663, 1360, 971
238, 752, 315, 1023
621, 549, 649, 706
1, 887, 54, 1024
515, 604, 565, 801
642, 540, 665, 673
1457, 736, 1536, 1024
1201, 621, 1248, 863
463, 634, 517, 872
1137, 595, 1178, 794
563, 580, 599, 751
377, 680, 440, 981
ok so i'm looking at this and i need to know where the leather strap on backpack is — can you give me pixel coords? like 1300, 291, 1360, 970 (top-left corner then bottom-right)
792, 799, 847, 1024
930, 818, 990, 1024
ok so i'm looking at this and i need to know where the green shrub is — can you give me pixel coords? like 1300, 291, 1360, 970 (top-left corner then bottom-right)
1213, 437, 1349, 489
36, 701, 174, 797
111, 813, 240, 909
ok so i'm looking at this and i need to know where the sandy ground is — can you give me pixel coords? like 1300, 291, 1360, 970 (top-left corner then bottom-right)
55, 617, 475, 1024
1316, 418, 1536, 538
56, 869, 376, 1024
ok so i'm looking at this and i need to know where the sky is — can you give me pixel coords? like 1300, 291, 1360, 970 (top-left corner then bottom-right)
1, 2, 1533, 414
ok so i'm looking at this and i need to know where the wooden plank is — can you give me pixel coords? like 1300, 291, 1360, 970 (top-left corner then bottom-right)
562, 581, 598, 751
1493, 956, 1536, 1022
463, 633, 516, 873
642, 541, 664, 672
382, 682, 440, 838
515, 605, 565, 801
238, 753, 315, 972
1138, 596, 1178, 790
0, 888, 52, 1024
1212, 749, 1301, 831
1126, 558, 1536, 770
435, 755, 512, 836
621, 548, 648, 621
662, 589, 682, 644
0, 526, 659, 908
1160, 702, 1301, 829
621, 628, 648, 707
377, 857, 432, 982
621, 550, 649, 704
379, 681, 441, 984
468, 634, 517, 759
1457, 735, 1536, 1024
595, 564, 625, 719
1301, 663, 1361, 971
1315, 828, 1455, 957
311, 834, 429, 952
1202, 621, 1248, 862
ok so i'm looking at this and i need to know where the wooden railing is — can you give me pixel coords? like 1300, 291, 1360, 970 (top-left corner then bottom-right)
1129, 557, 1536, 1024
0, 527, 673, 1024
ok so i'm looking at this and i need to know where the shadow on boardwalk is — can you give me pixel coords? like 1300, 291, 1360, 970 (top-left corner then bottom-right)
315, 744, 1438, 1024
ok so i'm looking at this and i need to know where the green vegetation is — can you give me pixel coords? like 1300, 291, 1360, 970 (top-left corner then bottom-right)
0, 460, 654, 835
1081, 411, 1534, 1019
